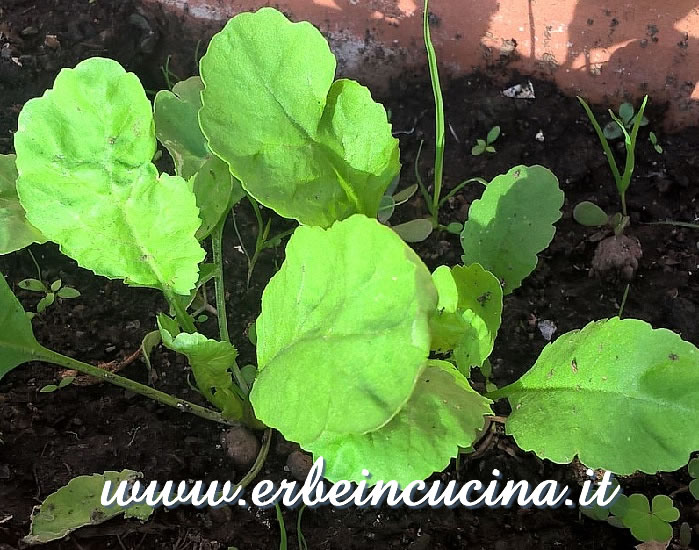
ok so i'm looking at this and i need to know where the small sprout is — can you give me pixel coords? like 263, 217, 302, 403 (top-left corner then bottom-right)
50, 279, 62, 292
40, 376, 75, 393
603, 102, 649, 140
617, 494, 679, 542
196, 314, 208, 323
688, 457, 699, 500
680, 521, 692, 548
649, 131, 663, 154
56, 286, 81, 299
36, 292, 55, 314
445, 221, 463, 234
574, 201, 609, 227
471, 125, 500, 156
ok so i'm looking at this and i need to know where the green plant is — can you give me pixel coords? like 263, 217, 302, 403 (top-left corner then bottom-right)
18, 276, 81, 318
471, 125, 500, 156
576, 95, 649, 223
649, 131, 663, 154
602, 101, 648, 141
689, 457, 699, 500
1, 6, 697, 544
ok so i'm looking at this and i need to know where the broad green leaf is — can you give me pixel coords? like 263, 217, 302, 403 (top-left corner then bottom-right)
158, 316, 244, 420
494, 318, 699, 474
573, 201, 608, 227
24, 470, 153, 545
391, 218, 433, 242
460, 165, 563, 294
154, 77, 243, 239
310, 360, 491, 487
199, 8, 400, 227
14, 57, 205, 295
0, 154, 45, 255
154, 77, 209, 180
0, 273, 44, 379
429, 264, 503, 372
250, 215, 437, 446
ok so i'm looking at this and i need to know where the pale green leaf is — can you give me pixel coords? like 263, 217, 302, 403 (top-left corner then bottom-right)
0, 154, 45, 255
158, 316, 244, 420
310, 360, 491, 487
199, 8, 399, 227
486, 125, 501, 144
24, 470, 153, 545
14, 57, 205, 295
250, 214, 437, 447
494, 318, 699, 474
461, 165, 564, 294
431, 265, 458, 314
50, 279, 62, 292
56, 287, 80, 299
36, 292, 55, 313
429, 263, 503, 371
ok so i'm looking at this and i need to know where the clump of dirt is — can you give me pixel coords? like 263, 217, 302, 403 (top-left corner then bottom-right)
591, 233, 643, 280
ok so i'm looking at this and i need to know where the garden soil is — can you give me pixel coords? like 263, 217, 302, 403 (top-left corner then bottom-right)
1, 1, 698, 548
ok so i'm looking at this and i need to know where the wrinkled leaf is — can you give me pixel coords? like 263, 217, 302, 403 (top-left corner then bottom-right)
574, 201, 608, 227
15, 57, 205, 295
158, 315, 244, 420
494, 318, 699, 474
391, 218, 433, 242
311, 360, 491, 487
461, 165, 563, 294
429, 263, 503, 372
251, 215, 437, 447
199, 8, 399, 227
0, 154, 46, 255
24, 470, 153, 545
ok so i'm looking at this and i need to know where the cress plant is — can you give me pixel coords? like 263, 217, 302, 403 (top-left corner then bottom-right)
0, 5, 697, 545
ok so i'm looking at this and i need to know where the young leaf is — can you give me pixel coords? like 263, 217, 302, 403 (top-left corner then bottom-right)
36, 292, 55, 314
573, 201, 609, 227
140, 329, 162, 373
493, 318, 699, 475
486, 125, 501, 144
56, 287, 80, 299
688, 458, 699, 500
18, 278, 47, 292
0, 154, 46, 255
392, 183, 419, 204
377, 195, 395, 223
192, 156, 243, 240
446, 221, 463, 234
603, 121, 624, 140
154, 77, 243, 239
485, 145, 496, 153
460, 165, 564, 294
620, 494, 678, 542
50, 279, 62, 292
471, 140, 486, 156
158, 316, 244, 420
153, 76, 209, 180
14, 57, 205, 295
619, 103, 635, 126
24, 470, 153, 544
311, 360, 491, 487
250, 215, 437, 447
391, 218, 434, 242
199, 8, 400, 227
429, 263, 503, 372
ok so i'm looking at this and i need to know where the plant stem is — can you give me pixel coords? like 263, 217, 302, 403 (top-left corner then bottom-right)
163, 288, 197, 334
236, 428, 272, 489
212, 218, 230, 343
211, 215, 250, 396
37, 347, 235, 427
438, 177, 488, 208
423, 0, 445, 224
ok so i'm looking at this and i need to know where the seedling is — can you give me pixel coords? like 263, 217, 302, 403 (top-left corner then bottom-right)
603, 101, 648, 141
18, 277, 80, 318
0, 7, 697, 545
471, 125, 500, 156
649, 131, 663, 154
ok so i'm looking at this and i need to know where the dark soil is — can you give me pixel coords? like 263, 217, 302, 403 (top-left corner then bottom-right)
1, 1, 698, 549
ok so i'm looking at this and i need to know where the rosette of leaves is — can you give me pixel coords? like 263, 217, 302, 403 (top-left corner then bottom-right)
198, 8, 400, 228
250, 215, 493, 486
603, 102, 648, 141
